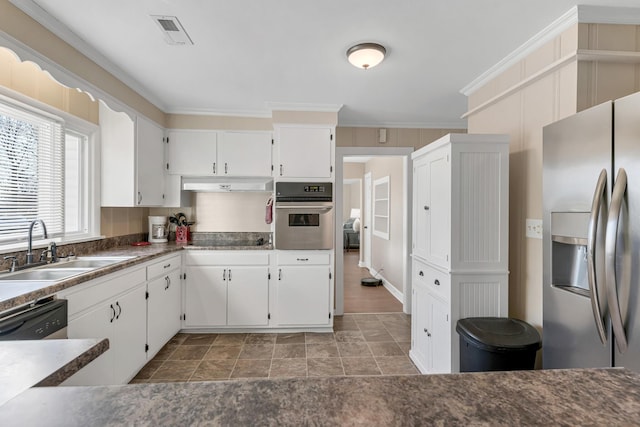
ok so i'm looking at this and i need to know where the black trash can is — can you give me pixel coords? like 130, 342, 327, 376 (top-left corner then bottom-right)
456, 317, 541, 372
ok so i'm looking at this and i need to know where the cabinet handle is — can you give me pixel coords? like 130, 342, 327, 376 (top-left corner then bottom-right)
165, 276, 170, 290
280, 165, 283, 176
424, 205, 429, 210
163, 263, 171, 269
225, 162, 228, 174
418, 271, 424, 276
223, 269, 227, 281
213, 162, 216, 174
228, 269, 232, 281
110, 304, 116, 323
137, 192, 142, 205
424, 328, 431, 337
278, 269, 282, 280
434, 279, 440, 286
115, 302, 122, 320
297, 258, 309, 262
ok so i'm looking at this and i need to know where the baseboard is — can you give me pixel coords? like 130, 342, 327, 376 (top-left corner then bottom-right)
369, 267, 403, 303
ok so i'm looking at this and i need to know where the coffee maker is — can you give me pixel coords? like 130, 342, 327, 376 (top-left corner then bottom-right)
148, 216, 168, 243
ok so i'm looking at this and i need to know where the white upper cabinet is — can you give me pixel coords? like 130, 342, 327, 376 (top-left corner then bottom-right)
100, 102, 166, 207
276, 126, 333, 179
218, 131, 272, 176
136, 116, 165, 206
167, 130, 272, 177
167, 130, 217, 175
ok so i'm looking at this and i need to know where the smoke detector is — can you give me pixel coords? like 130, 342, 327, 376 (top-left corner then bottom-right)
151, 15, 193, 45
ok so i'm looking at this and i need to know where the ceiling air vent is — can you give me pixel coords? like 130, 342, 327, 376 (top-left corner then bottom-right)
151, 15, 193, 45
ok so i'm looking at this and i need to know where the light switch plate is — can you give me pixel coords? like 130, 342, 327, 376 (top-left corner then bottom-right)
526, 219, 542, 239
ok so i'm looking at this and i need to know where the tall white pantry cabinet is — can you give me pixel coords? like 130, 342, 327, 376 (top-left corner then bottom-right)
410, 133, 510, 374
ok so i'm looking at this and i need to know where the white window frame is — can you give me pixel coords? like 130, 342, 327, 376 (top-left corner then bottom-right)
0, 86, 101, 254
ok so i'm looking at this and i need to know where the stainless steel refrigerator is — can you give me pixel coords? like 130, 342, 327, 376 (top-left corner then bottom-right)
542, 90, 640, 371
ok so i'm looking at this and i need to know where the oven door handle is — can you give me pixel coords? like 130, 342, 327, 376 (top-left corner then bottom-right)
275, 205, 333, 211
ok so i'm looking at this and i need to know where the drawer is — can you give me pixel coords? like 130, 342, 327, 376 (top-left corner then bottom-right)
147, 255, 181, 279
277, 252, 330, 265
185, 251, 270, 266
61, 267, 146, 318
424, 266, 450, 299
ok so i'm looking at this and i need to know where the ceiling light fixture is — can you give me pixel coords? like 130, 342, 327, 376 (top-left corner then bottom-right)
346, 43, 386, 70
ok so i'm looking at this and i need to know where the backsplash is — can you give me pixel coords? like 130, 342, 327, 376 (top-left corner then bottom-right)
101, 207, 149, 238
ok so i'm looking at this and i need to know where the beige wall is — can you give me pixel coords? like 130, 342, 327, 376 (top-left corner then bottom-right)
337, 127, 465, 149
167, 114, 273, 130
465, 22, 640, 336
343, 163, 365, 219
365, 156, 405, 294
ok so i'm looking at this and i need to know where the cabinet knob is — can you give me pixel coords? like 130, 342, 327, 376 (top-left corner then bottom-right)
434, 279, 440, 286
424, 205, 429, 210
419, 271, 424, 277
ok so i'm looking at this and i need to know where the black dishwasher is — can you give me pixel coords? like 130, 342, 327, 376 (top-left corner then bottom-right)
0, 298, 68, 340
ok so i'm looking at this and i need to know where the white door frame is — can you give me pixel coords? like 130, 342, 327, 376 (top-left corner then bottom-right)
363, 172, 372, 269
334, 147, 413, 316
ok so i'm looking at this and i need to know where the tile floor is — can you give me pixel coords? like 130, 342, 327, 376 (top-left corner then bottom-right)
132, 313, 418, 383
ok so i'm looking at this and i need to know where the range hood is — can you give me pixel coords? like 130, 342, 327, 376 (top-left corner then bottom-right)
182, 177, 274, 192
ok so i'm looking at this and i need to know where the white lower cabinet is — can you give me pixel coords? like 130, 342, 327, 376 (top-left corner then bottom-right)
410, 277, 450, 375
184, 266, 227, 327
61, 268, 148, 385
146, 255, 182, 358
275, 251, 332, 327
183, 252, 270, 328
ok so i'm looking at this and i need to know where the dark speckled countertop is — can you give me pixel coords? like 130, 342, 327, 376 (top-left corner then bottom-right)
0, 239, 275, 313
0, 243, 184, 313
1, 368, 639, 426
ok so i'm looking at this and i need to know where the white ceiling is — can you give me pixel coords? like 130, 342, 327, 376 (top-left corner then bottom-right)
12, 0, 640, 128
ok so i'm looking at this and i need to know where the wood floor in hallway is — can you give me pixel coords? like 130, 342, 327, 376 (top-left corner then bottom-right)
343, 250, 403, 313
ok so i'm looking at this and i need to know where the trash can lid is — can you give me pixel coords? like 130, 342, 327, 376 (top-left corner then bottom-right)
456, 317, 541, 352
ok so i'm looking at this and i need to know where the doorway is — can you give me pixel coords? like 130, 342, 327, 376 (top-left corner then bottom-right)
334, 147, 413, 316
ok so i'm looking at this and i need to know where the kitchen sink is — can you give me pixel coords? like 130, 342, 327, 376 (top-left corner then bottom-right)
41, 256, 136, 270
0, 256, 137, 283
0, 268, 93, 282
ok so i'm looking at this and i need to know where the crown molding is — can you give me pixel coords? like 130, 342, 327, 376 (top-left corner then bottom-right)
265, 102, 343, 113
337, 120, 467, 130
460, 6, 579, 96
461, 5, 640, 96
8, 0, 167, 112
166, 107, 273, 118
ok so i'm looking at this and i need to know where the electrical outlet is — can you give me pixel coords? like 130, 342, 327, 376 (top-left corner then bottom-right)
526, 219, 542, 239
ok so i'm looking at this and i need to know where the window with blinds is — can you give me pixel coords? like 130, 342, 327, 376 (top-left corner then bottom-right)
0, 100, 64, 244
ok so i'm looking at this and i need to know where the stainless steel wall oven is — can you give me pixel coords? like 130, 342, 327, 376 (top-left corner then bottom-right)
275, 182, 334, 250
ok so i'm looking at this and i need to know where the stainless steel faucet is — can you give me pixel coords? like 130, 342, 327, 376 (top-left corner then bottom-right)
26, 219, 48, 264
